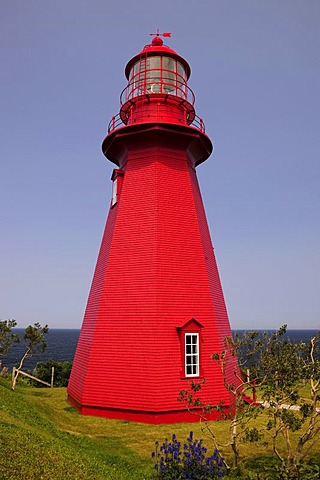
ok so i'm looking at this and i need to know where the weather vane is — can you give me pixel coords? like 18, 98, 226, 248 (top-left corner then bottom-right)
149, 29, 172, 38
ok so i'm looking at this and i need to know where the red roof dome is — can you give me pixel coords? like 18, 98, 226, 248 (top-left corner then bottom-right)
124, 38, 191, 80
151, 36, 163, 46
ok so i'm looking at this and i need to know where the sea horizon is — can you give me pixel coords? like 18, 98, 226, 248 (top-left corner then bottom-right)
2, 328, 319, 371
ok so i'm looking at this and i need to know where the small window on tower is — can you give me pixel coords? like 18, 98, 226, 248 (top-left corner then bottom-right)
110, 169, 124, 208
111, 178, 118, 206
185, 333, 199, 377
176, 318, 203, 379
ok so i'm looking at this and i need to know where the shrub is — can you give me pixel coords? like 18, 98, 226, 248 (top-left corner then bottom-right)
31, 359, 72, 387
152, 431, 226, 479
0, 319, 20, 358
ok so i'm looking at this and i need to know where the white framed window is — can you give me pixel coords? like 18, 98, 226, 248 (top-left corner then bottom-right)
185, 333, 199, 377
110, 169, 124, 208
111, 178, 118, 206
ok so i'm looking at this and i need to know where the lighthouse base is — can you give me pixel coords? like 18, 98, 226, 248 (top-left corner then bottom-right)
67, 395, 227, 424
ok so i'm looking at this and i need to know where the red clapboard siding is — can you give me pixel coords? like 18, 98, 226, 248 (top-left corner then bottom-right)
68, 126, 236, 423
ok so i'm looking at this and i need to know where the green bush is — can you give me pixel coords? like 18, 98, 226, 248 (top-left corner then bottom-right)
31, 359, 72, 387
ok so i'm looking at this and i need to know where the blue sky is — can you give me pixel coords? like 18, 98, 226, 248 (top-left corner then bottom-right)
1, 1, 319, 329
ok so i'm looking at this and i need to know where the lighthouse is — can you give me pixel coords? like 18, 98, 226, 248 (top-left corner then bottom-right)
68, 34, 235, 423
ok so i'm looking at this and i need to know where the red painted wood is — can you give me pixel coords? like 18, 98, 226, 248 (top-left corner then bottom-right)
68, 39, 236, 423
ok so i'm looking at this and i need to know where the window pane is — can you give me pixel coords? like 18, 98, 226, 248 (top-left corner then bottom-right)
162, 57, 176, 94
148, 56, 160, 69
177, 62, 186, 80
177, 62, 187, 98
131, 60, 146, 96
185, 333, 199, 377
111, 178, 117, 206
162, 56, 175, 72
145, 57, 161, 93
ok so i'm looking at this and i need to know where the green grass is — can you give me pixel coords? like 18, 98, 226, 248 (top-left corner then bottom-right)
1, 377, 320, 479
0, 378, 154, 479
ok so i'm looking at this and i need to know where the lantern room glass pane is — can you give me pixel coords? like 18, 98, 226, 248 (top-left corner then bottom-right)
127, 60, 142, 97
162, 56, 175, 72
127, 55, 188, 100
177, 61, 187, 97
162, 57, 176, 94
148, 56, 160, 69
146, 56, 161, 93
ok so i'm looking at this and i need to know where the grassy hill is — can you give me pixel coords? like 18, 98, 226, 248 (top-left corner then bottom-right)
1, 377, 320, 479
0, 378, 154, 479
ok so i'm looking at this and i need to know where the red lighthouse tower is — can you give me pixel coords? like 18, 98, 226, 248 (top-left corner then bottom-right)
68, 35, 235, 423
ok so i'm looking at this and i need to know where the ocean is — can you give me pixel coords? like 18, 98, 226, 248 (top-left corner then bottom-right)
2, 328, 319, 371
3, 329, 80, 371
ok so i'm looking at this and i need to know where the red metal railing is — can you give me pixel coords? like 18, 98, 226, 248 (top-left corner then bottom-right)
108, 114, 125, 133
107, 112, 206, 135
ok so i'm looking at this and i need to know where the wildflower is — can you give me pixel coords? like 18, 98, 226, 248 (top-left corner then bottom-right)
152, 432, 225, 479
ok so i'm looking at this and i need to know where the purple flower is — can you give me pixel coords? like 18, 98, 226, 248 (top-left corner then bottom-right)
152, 432, 226, 478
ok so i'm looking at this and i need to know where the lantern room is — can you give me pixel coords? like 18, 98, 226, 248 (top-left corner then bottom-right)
108, 36, 204, 133
125, 36, 190, 98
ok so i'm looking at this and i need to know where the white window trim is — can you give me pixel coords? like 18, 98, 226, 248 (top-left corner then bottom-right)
185, 333, 199, 377
111, 178, 118, 206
